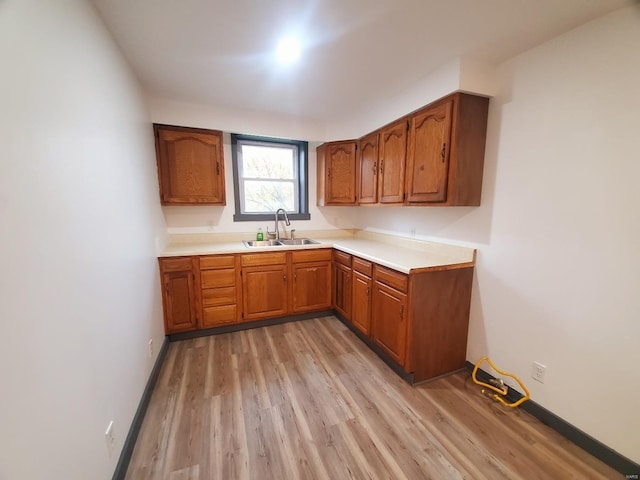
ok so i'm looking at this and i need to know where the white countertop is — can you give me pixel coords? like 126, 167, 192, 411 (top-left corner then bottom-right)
159, 230, 476, 274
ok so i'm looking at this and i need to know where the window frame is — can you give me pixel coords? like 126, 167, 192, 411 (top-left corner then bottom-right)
231, 133, 310, 222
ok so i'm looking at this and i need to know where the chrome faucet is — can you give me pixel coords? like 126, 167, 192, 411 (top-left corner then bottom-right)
274, 208, 290, 239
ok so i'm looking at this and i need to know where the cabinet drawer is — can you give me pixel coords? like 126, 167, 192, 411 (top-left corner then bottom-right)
292, 248, 332, 263
160, 257, 193, 272
200, 255, 235, 270
333, 250, 352, 267
202, 286, 236, 307
352, 256, 372, 276
375, 265, 408, 292
203, 304, 237, 327
241, 252, 287, 266
201, 268, 236, 288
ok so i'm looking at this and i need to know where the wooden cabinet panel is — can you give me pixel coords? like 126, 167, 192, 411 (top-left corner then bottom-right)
159, 257, 199, 334
357, 132, 379, 204
351, 271, 372, 335
375, 265, 408, 292
291, 249, 332, 263
327, 141, 357, 205
202, 286, 237, 307
317, 141, 357, 205
333, 250, 352, 267
352, 256, 372, 276
242, 264, 289, 321
200, 255, 235, 269
241, 252, 287, 267
378, 119, 408, 204
201, 268, 236, 288
203, 304, 237, 327
292, 261, 331, 313
372, 281, 407, 366
333, 262, 352, 320
406, 100, 453, 203
154, 124, 225, 205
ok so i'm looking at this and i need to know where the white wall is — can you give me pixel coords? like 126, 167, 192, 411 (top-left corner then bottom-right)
351, 6, 640, 463
0, 1, 167, 479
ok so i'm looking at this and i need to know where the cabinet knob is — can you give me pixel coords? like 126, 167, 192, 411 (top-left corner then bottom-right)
283, 274, 287, 282
441, 143, 446, 163
400, 304, 405, 318
372, 161, 377, 174
216, 161, 220, 174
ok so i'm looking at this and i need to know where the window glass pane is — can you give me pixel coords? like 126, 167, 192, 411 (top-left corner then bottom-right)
241, 144, 295, 179
243, 180, 295, 213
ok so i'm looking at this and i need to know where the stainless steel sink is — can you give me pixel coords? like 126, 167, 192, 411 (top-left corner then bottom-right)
277, 238, 320, 246
242, 238, 320, 247
243, 239, 283, 247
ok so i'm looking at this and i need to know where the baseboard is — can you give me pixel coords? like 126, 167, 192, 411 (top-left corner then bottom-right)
465, 361, 640, 477
112, 337, 170, 480
168, 310, 334, 342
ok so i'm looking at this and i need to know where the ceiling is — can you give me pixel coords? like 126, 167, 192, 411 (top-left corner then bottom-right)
92, 0, 632, 123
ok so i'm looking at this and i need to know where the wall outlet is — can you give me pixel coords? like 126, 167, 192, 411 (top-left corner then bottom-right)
148, 338, 154, 358
532, 361, 547, 383
105, 420, 115, 455
410, 227, 416, 238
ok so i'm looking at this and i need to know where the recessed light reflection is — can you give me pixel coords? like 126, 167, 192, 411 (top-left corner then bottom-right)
275, 36, 301, 65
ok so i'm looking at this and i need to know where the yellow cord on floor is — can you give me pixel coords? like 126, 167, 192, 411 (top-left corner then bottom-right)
472, 356, 531, 408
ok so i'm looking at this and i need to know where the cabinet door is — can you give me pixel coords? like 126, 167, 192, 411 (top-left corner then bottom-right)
242, 264, 288, 321
161, 269, 198, 333
333, 263, 352, 320
357, 132, 379, 204
351, 271, 372, 335
325, 141, 357, 205
292, 261, 331, 313
154, 124, 226, 205
406, 100, 453, 203
378, 120, 408, 204
372, 281, 407, 365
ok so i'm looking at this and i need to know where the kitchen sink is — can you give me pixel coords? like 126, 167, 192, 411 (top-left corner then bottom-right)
277, 238, 320, 246
243, 240, 283, 247
242, 238, 320, 248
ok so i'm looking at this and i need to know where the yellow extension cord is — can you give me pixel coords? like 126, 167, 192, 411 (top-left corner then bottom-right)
471, 356, 531, 408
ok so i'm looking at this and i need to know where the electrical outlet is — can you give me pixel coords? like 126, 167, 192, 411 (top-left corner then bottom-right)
532, 361, 546, 383
148, 338, 154, 358
105, 420, 115, 455
410, 227, 416, 238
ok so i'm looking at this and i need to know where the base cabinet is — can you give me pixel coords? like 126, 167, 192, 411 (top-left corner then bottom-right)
332, 251, 352, 320
159, 257, 199, 334
200, 255, 242, 327
292, 250, 332, 313
340, 255, 474, 384
372, 281, 407, 365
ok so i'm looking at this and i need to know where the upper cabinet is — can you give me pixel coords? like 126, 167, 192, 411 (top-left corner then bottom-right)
319, 92, 489, 207
317, 140, 357, 206
378, 119, 408, 204
356, 132, 379, 204
405, 93, 489, 206
154, 124, 226, 205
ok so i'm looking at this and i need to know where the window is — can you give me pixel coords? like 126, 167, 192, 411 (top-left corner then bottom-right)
231, 134, 309, 221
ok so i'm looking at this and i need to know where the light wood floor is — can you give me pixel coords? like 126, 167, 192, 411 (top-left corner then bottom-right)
126, 316, 620, 479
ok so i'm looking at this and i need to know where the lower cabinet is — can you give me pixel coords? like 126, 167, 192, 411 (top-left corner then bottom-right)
159, 257, 199, 334
200, 254, 242, 327
291, 250, 332, 313
337, 254, 474, 383
351, 257, 372, 335
241, 252, 289, 321
332, 250, 352, 320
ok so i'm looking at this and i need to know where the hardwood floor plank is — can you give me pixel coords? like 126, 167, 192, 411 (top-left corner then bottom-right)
125, 316, 622, 479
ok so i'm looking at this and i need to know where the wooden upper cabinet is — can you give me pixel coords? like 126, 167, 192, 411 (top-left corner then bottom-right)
317, 141, 357, 205
406, 93, 489, 206
357, 132, 379, 204
154, 124, 226, 205
405, 100, 453, 203
378, 119, 408, 204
